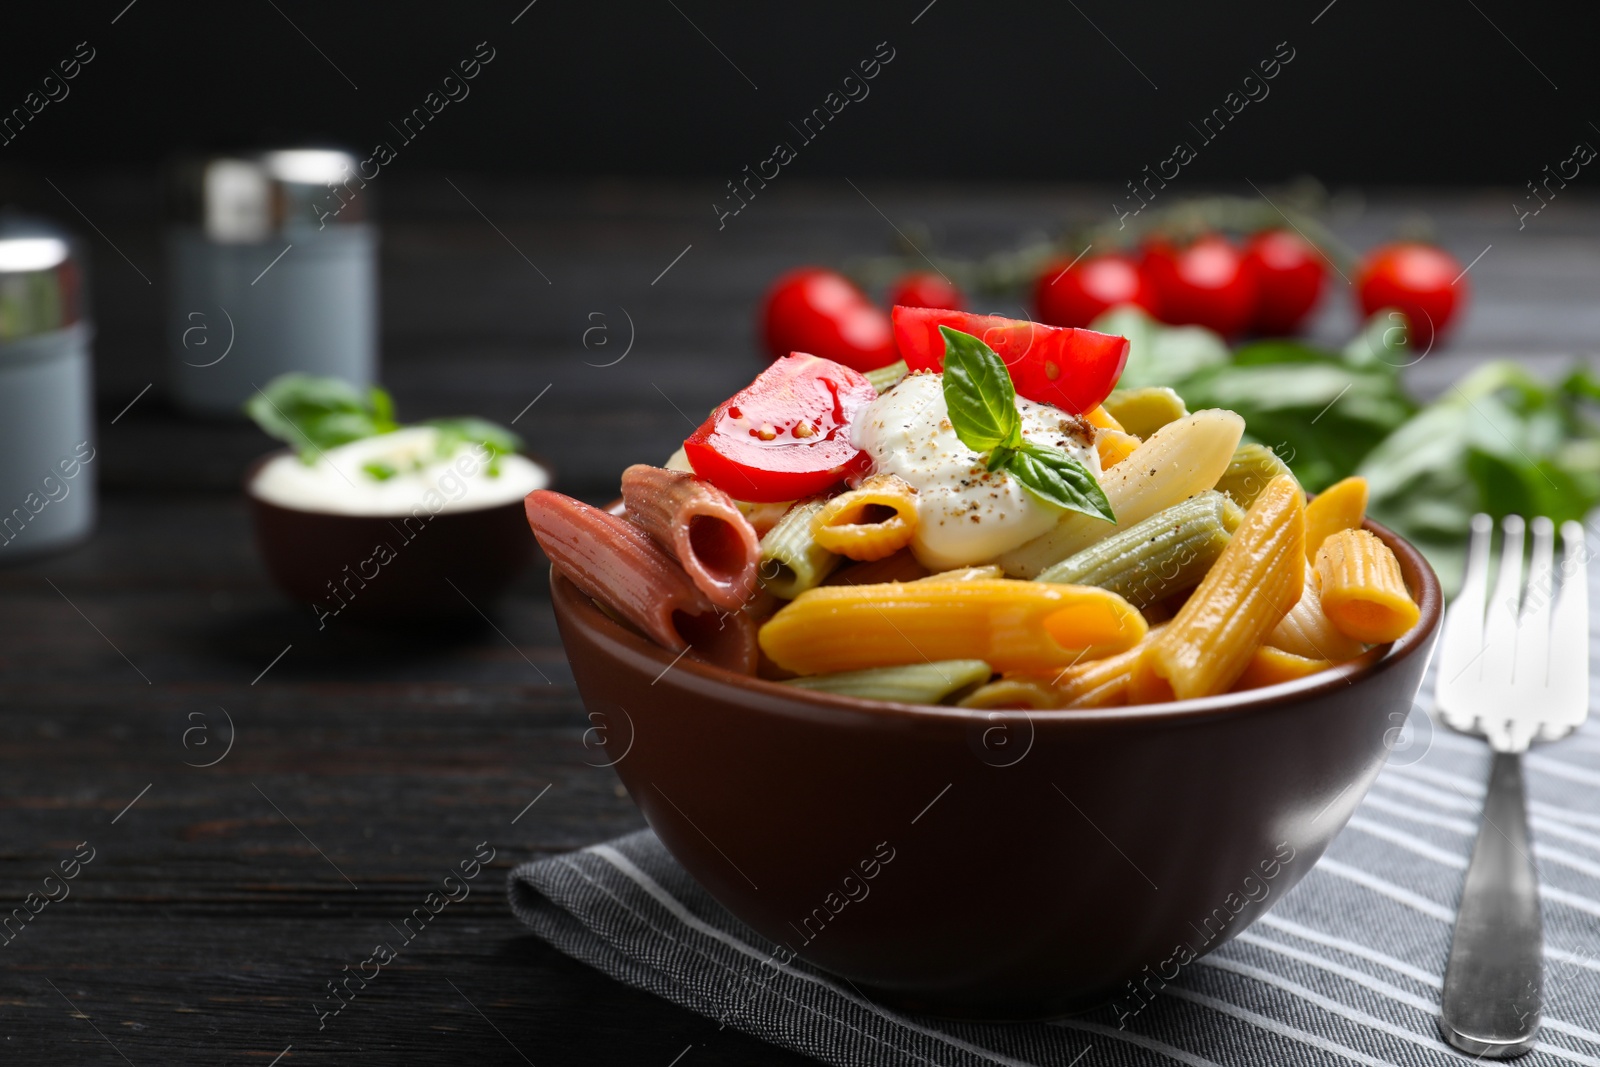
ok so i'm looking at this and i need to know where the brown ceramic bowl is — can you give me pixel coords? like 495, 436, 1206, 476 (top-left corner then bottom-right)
246, 452, 542, 621
550, 515, 1442, 1019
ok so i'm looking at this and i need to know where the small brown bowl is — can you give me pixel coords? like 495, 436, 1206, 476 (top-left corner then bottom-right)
246, 452, 542, 621
549, 516, 1442, 1019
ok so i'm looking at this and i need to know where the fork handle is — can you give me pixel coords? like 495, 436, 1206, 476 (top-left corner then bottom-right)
1439, 751, 1543, 1058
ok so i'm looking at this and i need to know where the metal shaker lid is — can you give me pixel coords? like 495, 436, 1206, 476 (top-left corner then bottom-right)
169, 148, 369, 242
0, 213, 84, 343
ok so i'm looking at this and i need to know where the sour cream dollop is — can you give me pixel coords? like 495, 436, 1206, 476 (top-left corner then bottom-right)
851, 372, 1100, 570
249, 426, 548, 516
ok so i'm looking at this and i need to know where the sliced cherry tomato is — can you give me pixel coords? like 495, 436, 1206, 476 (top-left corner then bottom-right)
1356, 242, 1466, 352
683, 353, 876, 503
887, 271, 964, 312
1243, 229, 1325, 335
1033, 252, 1153, 328
891, 307, 1129, 415
1143, 235, 1258, 337
760, 268, 897, 372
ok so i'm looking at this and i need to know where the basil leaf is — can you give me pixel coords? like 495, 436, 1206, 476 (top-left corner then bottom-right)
1007, 442, 1116, 523
939, 326, 1020, 454
423, 417, 525, 460
243, 373, 400, 462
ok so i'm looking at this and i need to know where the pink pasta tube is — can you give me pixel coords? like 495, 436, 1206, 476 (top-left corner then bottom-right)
525, 490, 757, 674
620, 464, 762, 610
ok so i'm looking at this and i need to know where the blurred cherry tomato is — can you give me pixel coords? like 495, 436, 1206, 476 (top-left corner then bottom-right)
1033, 252, 1153, 328
887, 271, 964, 312
1356, 242, 1466, 351
1243, 229, 1325, 335
760, 268, 897, 372
1142, 236, 1259, 337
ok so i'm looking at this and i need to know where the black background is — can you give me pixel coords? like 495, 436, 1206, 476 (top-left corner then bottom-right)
2, 0, 1595, 185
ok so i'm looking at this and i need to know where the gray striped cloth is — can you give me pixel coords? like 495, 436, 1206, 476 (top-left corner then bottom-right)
508, 603, 1600, 1065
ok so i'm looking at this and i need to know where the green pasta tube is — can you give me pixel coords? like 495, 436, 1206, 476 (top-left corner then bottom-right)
1101, 387, 1189, 439
781, 659, 992, 704
758, 500, 840, 599
864, 360, 909, 394
1034, 490, 1243, 608
1213, 443, 1293, 509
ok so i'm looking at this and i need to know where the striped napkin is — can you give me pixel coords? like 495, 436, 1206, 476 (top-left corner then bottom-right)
508, 591, 1600, 1066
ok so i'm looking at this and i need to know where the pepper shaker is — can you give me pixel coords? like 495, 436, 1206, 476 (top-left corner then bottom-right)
166, 148, 377, 417
0, 214, 95, 560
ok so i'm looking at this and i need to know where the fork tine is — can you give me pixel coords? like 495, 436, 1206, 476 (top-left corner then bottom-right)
1542, 520, 1591, 743
1481, 516, 1526, 750
1436, 514, 1495, 733
1506, 518, 1555, 750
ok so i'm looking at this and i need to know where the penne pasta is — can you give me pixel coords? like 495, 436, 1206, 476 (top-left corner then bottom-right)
810, 474, 919, 561
1095, 428, 1142, 470
1315, 528, 1420, 643
1128, 474, 1306, 702
526, 490, 758, 673
1213, 443, 1294, 510
999, 409, 1246, 577
916, 564, 1004, 582
1009, 623, 1169, 709
1100, 386, 1188, 439
663, 446, 694, 473
735, 498, 796, 538
958, 678, 1063, 709
758, 578, 1147, 675
758, 499, 842, 599
1266, 562, 1368, 662
621, 464, 762, 610
1232, 646, 1333, 692
864, 359, 909, 394
1034, 491, 1243, 609
783, 659, 992, 704
1304, 476, 1369, 562
1084, 404, 1126, 432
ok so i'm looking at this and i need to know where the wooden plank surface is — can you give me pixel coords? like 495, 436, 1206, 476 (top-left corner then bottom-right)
2, 174, 1597, 1065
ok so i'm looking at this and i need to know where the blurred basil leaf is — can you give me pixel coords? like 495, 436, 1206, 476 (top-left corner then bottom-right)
1090, 305, 1230, 388
243, 373, 399, 463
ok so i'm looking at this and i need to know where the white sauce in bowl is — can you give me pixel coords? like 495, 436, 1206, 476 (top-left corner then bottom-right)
249, 426, 548, 517
851, 372, 1100, 570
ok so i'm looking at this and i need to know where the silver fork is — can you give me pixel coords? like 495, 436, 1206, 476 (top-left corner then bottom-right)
1434, 513, 1590, 1058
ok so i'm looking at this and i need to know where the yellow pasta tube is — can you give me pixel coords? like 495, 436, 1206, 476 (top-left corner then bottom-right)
1095, 428, 1142, 470
758, 579, 1146, 675
1012, 623, 1168, 709
1305, 476, 1369, 562
999, 409, 1246, 577
811, 474, 918, 561
1315, 529, 1419, 643
1084, 404, 1126, 432
958, 678, 1063, 709
1267, 563, 1367, 662
1128, 475, 1306, 702
1232, 646, 1332, 692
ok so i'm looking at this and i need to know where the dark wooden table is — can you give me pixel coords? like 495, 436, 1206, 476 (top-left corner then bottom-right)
3, 175, 1597, 1065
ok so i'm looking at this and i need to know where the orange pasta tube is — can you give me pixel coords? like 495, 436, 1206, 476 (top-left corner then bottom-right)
621, 464, 762, 610
1085, 405, 1125, 432
958, 678, 1063, 709
1038, 623, 1167, 708
1095, 428, 1142, 470
810, 474, 918, 561
758, 579, 1146, 675
1267, 563, 1367, 662
1129, 475, 1306, 702
1315, 529, 1419, 643
1232, 646, 1332, 692
526, 490, 757, 673
1305, 476, 1369, 562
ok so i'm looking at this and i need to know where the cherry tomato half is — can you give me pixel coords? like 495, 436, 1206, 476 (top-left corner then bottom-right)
1356, 242, 1466, 352
1033, 252, 1153, 328
891, 307, 1129, 415
1143, 235, 1259, 337
887, 271, 964, 312
760, 268, 897, 372
683, 353, 876, 503
1243, 229, 1326, 335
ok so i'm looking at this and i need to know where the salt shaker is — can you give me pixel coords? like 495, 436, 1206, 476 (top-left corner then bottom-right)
0, 214, 96, 560
166, 149, 377, 417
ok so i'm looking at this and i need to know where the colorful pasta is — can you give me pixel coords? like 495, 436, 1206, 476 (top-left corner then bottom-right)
524, 490, 757, 672
999, 409, 1245, 577
1095, 428, 1143, 470
1213, 443, 1294, 510
810, 474, 919, 561
1315, 528, 1420, 643
758, 578, 1147, 675
1129, 474, 1306, 701
1232, 645, 1333, 692
783, 659, 991, 704
621, 464, 761, 610
757, 500, 841, 599
1099, 386, 1188, 439
1304, 476, 1369, 562
1266, 562, 1368, 663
